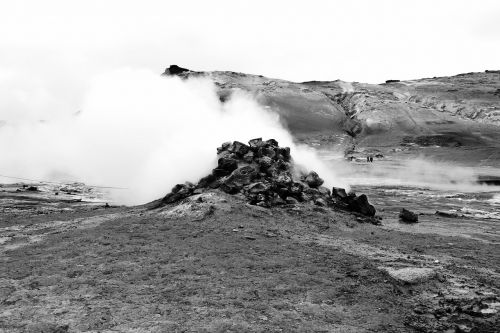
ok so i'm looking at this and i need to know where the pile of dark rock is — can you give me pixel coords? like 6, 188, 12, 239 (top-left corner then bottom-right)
158, 138, 376, 217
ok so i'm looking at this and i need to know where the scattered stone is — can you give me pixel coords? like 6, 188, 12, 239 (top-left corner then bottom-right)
400, 208, 419, 223
435, 210, 460, 218
26, 186, 38, 192
304, 171, 324, 188
382, 267, 436, 284
331, 187, 348, 200
347, 194, 376, 217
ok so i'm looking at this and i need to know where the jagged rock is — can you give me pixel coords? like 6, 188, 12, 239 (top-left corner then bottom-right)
161, 182, 195, 204
256, 156, 273, 170
277, 147, 291, 162
197, 174, 219, 189
265, 139, 279, 147
248, 138, 266, 149
243, 151, 254, 163
286, 197, 299, 204
400, 208, 419, 223
217, 142, 231, 153
331, 187, 350, 201
347, 194, 376, 216
274, 172, 293, 187
221, 165, 258, 194
213, 157, 238, 177
304, 171, 324, 188
246, 182, 271, 194
318, 186, 331, 197
164, 65, 190, 76
289, 182, 305, 196
257, 146, 277, 159
228, 141, 250, 156
304, 187, 321, 198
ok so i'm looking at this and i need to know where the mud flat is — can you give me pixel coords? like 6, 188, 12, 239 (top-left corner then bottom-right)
0, 181, 499, 332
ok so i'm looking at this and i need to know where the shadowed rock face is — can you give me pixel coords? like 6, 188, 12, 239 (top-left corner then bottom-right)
163, 64, 191, 76
164, 66, 500, 148
157, 138, 377, 218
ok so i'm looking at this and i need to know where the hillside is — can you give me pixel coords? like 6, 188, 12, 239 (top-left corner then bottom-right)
165, 66, 500, 155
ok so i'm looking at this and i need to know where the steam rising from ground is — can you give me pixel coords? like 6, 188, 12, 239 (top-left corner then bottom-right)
0, 69, 347, 204
329, 155, 497, 193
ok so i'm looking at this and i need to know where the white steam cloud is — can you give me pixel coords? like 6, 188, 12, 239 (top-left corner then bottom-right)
0, 68, 347, 204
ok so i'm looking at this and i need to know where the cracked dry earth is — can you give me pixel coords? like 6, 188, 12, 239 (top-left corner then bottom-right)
0, 190, 499, 332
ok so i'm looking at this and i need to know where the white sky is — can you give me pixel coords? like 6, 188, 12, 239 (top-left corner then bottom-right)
1, 0, 499, 118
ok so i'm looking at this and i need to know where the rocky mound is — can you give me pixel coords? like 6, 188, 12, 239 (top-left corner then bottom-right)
157, 138, 376, 217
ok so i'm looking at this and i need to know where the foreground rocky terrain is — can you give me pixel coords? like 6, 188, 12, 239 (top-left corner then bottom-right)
1, 139, 499, 332
1, 185, 499, 332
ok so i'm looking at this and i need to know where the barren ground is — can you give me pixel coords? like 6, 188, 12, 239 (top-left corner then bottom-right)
0, 186, 498, 332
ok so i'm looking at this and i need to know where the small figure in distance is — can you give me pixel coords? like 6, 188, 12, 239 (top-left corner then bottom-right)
370, 156, 373, 163
367, 156, 370, 163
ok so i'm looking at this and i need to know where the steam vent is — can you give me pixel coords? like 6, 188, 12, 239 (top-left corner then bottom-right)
158, 138, 376, 218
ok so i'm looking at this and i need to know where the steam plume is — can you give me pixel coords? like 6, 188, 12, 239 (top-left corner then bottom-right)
0, 68, 347, 204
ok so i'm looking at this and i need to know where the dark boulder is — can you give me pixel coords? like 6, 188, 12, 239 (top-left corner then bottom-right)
277, 147, 291, 162
221, 165, 258, 194
400, 208, 419, 222
243, 151, 254, 163
332, 187, 348, 200
257, 146, 277, 159
318, 186, 331, 197
274, 172, 293, 187
161, 182, 195, 204
256, 156, 273, 170
248, 138, 266, 149
164, 65, 190, 76
289, 182, 305, 196
265, 139, 279, 147
304, 171, 324, 188
228, 141, 250, 156
217, 142, 231, 154
246, 182, 271, 194
347, 194, 376, 216
197, 174, 219, 189
214, 156, 238, 176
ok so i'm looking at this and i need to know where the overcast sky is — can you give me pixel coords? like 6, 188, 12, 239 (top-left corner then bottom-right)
1, 0, 499, 119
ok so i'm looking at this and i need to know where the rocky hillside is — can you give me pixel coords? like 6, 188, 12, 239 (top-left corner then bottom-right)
164, 66, 500, 149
